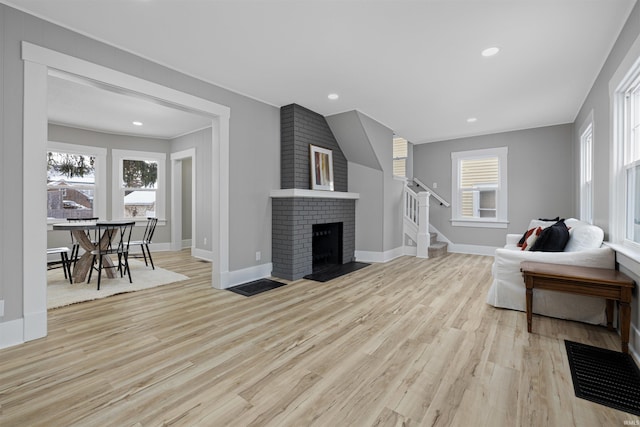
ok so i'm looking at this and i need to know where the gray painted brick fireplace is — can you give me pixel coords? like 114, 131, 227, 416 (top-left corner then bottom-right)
271, 104, 357, 281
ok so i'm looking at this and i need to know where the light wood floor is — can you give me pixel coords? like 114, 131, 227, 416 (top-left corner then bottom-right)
1, 250, 636, 426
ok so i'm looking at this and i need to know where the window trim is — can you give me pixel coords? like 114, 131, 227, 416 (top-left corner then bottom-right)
112, 149, 166, 222
610, 31, 640, 256
451, 146, 508, 228
579, 112, 594, 224
393, 137, 408, 178
46, 141, 107, 225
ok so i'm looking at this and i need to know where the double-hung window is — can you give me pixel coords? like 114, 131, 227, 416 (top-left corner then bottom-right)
622, 75, 640, 244
579, 115, 594, 224
451, 147, 508, 228
112, 149, 166, 221
46, 141, 106, 222
393, 137, 408, 178
612, 38, 640, 250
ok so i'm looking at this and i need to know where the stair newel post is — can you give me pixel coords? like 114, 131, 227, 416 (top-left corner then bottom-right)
416, 191, 430, 258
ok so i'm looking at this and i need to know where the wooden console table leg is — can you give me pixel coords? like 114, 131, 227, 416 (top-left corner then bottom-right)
606, 299, 614, 331
620, 301, 631, 354
525, 278, 533, 333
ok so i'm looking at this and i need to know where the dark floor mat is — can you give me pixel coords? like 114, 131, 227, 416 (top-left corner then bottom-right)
227, 279, 287, 296
303, 262, 370, 282
565, 340, 640, 416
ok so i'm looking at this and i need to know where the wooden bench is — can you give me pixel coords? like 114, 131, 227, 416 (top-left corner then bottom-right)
520, 261, 635, 353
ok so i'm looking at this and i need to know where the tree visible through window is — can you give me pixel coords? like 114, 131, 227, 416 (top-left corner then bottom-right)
47, 151, 96, 220
112, 149, 166, 220
122, 159, 158, 219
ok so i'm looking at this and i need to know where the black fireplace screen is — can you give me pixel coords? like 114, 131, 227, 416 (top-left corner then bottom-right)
312, 222, 343, 271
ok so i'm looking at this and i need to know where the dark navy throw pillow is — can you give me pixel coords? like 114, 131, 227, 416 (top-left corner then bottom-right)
530, 220, 570, 252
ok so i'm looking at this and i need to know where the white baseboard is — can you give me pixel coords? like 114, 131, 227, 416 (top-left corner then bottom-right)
355, 246, 405, 263
448, 243, 498, 256
182, 239, 192, 249
225, 262, 273, 289
23, 310, 47, 341
0, 318, 25, 349
192, 248, 213, 261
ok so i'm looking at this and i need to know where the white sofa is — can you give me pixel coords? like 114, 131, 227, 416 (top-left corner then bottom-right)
486, 218, 615, 325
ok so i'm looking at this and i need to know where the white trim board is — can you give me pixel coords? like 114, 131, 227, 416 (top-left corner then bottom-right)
225, 263, 274, 289
355, 247, 405, 263
21, 42, 230, 347
0, 318, 25, 349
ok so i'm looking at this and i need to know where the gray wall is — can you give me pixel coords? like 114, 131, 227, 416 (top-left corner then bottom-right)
171, 128, 213, 252
348, 162, 384, 251
573, 2, 640, 238
0, 4, 279, 324
572, 2, 640, 354
328, 111, 404, 253
413, 124, 574, 247
358, 112, 404, 252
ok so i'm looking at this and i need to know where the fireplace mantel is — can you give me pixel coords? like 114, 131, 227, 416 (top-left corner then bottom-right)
270, 189, 359, 199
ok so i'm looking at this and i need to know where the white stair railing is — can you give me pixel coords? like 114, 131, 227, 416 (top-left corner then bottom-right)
403, 184, 430, 258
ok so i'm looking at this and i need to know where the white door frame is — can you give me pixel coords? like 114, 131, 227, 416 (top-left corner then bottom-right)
21, 42, 230, 344
171, 148, 197, 252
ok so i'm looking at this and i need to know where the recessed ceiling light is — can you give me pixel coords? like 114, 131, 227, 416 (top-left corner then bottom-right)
328, 93, 339, 100
467, 117, 478, 123
132, 121, 143, 126
481, 47, 500, 57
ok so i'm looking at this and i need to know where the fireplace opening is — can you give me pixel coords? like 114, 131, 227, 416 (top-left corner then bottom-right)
312, 222, 343, 272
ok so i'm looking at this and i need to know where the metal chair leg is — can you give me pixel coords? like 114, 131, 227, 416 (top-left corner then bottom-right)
145, 244, 155, 270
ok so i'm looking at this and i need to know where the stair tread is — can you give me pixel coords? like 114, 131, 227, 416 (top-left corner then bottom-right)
429, 241, 447, 249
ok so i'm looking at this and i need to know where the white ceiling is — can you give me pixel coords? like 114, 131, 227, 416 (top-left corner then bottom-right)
5, 0, 637, 143
48, 73, 213, 139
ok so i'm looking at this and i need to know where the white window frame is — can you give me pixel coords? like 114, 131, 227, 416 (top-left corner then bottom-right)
610, 31, 640, 257
579, 113, 594, 224
451, 146, 508, 228
393, 137, 408, 178
46, 141, 107, 226
112, 149, 166, 223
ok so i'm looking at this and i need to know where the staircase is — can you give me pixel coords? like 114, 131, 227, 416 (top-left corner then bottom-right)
403, 179, 449, 258
427, 232, 448, 258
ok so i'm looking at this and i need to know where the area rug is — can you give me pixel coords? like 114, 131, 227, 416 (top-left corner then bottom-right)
47, 259, 189, 309
565, 340, 640, 416
227, 279, 287, 297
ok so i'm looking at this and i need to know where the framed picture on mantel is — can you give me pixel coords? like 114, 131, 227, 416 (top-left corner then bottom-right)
310, 144, 334, 191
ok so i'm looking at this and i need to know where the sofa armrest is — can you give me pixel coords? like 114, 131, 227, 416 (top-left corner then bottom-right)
493, 246, 616, 280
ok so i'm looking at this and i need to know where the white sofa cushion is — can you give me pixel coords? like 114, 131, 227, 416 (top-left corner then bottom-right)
564, 223, 605, 252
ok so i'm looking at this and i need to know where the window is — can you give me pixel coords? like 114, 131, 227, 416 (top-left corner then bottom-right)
46, 142, 106, 222
622, 74, 640, 244
112, 149, 166, 221
451, 147, 508, 228
393, 137, 408, 177
612, 40, 640, 249
579, 116, 594, 224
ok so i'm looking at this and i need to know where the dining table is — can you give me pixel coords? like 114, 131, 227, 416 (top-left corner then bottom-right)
52, 220, 133, 283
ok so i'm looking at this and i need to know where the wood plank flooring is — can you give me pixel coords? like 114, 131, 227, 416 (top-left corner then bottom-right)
0, 250, 636, 426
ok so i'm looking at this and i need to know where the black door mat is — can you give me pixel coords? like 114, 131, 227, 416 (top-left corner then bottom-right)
565, 340, 640, 416
227, 279, 287, 297
303, 262, 370, 282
